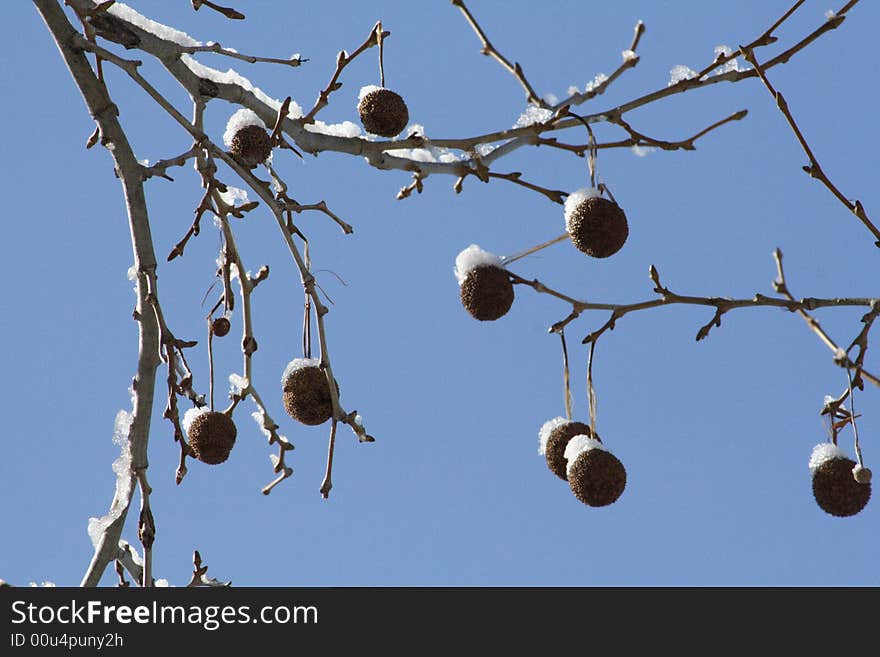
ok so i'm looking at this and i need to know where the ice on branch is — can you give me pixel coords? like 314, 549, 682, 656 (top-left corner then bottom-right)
712, 45, 741, 75
809, 442, 848, 474
539, 417, 568, 455
155, 579, 171, 587
126, 265, 137, 281
668, 65, 699, 86
475, 143, 497, 158
229, 373, 249, 395
304, 121, 362, 138
454, 245, 504, 285
108, 2, 201, 47
386, 147, 459, 163
514, 105, 554, 128
564, 187, 601, 229
631, 145, 656, 157
569, 73, 609, 97
181, 55, 304, 117
825, 10, 837, 20
622, 49, 638, 62
223, 109, 266, 148
29, 581, 57, 587
564, 435, 607, 476
86, 408, 135, 549
182, 406, 210, 434
543, 93, 559, 106
354, 414, 364, 427
218, 185, 250, 206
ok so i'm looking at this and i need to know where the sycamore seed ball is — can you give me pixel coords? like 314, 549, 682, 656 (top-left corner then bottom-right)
229, 124, 272, 168
541, 420, 594, 481
212, 317, 231, 337
460, 266, 514, 321
454, 245, 514, 322
564, 436, 626, 507
812, 457, 871, 517
282, 359, 335, 426
188, 411, 237, 465
564, 188, 629, 258
358, 87, 409, 138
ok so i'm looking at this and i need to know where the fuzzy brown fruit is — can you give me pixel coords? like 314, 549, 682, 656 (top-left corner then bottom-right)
282, 365, 335, 426
358, 88, 409, 138
568, 448, 626, 507
544, 421, 594, 481
212, 317, 231, 337
812, 457, 871, 517
567, 197, 629, 258
229, 124, 272, 168
188, 411, 237, 465
460, 265, 514, 321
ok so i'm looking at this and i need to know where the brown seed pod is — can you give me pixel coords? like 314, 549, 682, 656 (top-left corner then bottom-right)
460, 265, 514, 321
282, 363, 335, 426
566, 196, 629, 258
812, 457, 871, 517
188, 411, 237, 465
541, 420, 594, 481
211, 317, 231, 337
358, 87, 409, 138
229, 124, 272, 168
568, 447, 626, 507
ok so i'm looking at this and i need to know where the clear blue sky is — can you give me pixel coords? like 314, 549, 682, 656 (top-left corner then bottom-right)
3, 0, 878, 586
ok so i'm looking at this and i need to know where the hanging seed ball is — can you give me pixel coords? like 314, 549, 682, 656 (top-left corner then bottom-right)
538, 418, 595, 481
564, 435, 626, 507
186, 410, 237, 465
223, 108, 272, 168
809, 443, 870, 517
282, 358, 335, 426
564, 187, 629, 258
454, 244, 514, 321
211, 317, 231, 337
358, 86, 409, 138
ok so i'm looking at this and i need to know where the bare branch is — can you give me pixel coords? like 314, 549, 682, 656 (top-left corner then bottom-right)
741, 45, 879, 245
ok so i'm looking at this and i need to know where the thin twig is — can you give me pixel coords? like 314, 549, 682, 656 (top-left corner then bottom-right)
452, 0, 543, 106
741, 45, 879, 245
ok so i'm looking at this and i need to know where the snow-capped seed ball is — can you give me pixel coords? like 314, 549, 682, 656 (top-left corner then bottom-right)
223, 108, 272, 168
184, 408, 237, 465
454, 244, 514, 321
564, 435, 626, 507
809, 443, 871, 517
282, 358, 335, 426
538, 417, 595, 481
358, 85, 409, 138
212, 317, 231, 337
564, 187, 629, 258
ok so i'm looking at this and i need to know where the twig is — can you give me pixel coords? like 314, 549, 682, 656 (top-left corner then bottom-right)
773, 248, 880, 386
302, 22, 389, 125
181, 43, 306, 68
506, 259, 880, 388
186, 549, 231, 587
741, 45, 879, 245
452, 0, 543, 106
190, 0, 244, 21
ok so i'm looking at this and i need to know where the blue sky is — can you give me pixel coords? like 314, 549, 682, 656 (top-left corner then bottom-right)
3, 0, 878, 586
